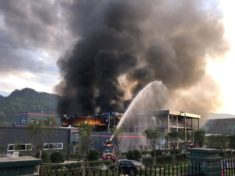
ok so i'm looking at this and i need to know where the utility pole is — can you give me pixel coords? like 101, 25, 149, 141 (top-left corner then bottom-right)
181, 112, 187, 142
108, 112, 111, 133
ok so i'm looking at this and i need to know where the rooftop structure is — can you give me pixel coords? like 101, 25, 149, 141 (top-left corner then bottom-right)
15, 112, 57, 126
203, 118, 235, 135
130, 110, 200, 134
155, 110, 200, 133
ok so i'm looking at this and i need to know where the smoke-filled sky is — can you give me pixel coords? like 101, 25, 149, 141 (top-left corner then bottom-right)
0, 0, 234, 114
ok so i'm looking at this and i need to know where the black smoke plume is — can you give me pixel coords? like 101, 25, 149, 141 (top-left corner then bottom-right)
57, 0, 227, 116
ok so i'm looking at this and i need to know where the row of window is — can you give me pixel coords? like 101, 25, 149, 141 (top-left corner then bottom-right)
7, 144, 32, 152
43, 143, 63, 150
7, 143, 63, 152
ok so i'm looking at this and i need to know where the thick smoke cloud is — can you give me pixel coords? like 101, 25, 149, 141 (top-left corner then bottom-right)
57, 0, 227, 115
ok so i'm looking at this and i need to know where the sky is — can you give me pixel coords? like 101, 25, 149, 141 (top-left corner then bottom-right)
0, 0, 75, 96
206, 0, 235, 114
0, 0, 234, 114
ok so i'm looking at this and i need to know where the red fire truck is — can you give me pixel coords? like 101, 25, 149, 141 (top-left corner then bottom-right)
102, 139, 117, 161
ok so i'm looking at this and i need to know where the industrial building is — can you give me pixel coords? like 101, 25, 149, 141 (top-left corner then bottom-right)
118, 110, 200, 151
0, 126, 71, 155
0, 110, 200, 156
154, 110, 200, 134
129, 110, 200, 133
0, 126, 112, 156
61, 112, 122, 132
203, 118, 235, 135
15, 112, 57, 127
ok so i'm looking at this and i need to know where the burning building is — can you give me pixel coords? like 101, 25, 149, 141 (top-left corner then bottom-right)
61, 112, 122, 131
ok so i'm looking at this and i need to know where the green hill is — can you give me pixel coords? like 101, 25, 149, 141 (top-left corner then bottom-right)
0, 88, 58, 125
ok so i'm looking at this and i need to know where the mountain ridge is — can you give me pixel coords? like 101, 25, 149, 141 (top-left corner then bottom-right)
0, 88, 58, 125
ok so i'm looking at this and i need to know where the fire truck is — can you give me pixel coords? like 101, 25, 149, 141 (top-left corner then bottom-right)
102, 139, 117, 161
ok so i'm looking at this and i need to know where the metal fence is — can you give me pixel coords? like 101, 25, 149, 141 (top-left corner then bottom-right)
39, 162, 203, 176
38, 154, 235, 176
221, 157, 235, 176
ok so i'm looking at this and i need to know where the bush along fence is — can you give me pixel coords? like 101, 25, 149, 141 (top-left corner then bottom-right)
39, 162, 202, 176
39, 148, 235, 176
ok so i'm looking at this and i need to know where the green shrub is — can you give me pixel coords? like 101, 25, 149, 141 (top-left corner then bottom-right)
66, 153, 79, 160
141, 151, 151, 156
170, 149, 181, 155
175, 154, 187, 161
87, 150, 99, 161
50, 152, 65, 163
126, 150, 141, 161
142, 157, 153, 166
157, 156, 172, 164
41, 151, 50, 163
88, 160, 113, 167
151, 150, 162, 157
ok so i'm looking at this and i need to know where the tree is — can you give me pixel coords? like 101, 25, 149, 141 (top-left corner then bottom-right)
167, 131, 177, 147
144, 128, 160, 165
27, 117, 56, 158
167, 131, 181, 165
87, 150, 99, 161
77, 123, 92, 176
193, 130, 205, 147
78, 123, 92, 158
27, 122, 44, 158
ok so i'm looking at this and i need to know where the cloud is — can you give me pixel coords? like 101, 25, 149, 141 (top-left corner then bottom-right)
0, 33, 47, 73
0, 0, 73, 75
0, 0, 64, 48
0, 70, 60, 95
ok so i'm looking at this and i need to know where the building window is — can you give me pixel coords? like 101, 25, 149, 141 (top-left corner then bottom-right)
43, 143, 63, 150
43, 143, 49, 150
7, 144, 32, 152
26, 144, 32, 150
16, 144, 26, 151
7, 144, 15, 151
21, 119, 26, 125
72, 132, 79, 142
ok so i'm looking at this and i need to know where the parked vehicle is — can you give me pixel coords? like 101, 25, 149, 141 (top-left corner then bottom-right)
118, 159, 144, 175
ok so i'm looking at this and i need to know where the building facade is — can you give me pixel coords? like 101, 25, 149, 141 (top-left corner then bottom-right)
0, 127, 70, 156
15, 112, 57, 127
0, 110, 201, 156
154, 110, 200, 134
118, 110, 200, 151
203, 118, 235, 135
0, 126, 112, 157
